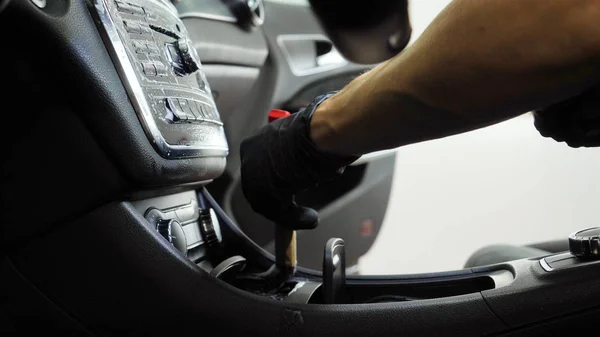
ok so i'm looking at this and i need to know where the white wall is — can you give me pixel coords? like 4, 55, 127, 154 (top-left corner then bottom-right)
359, 0, 600, 274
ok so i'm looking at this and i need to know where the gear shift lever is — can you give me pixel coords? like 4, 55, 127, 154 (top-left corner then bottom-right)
323, 238, 346, 304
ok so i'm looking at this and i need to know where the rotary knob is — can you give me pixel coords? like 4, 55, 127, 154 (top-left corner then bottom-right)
155, 218, 187, 255
176, 38, 200, 74
198, 209, 219, 249
569, 227, 600, 258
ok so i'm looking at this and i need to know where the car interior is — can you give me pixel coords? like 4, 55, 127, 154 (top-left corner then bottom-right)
1, 0, 600, 336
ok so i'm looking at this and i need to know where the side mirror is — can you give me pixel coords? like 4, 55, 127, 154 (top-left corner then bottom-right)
308, 0, 411, 64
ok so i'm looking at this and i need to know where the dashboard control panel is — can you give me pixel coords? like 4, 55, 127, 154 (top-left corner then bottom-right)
91, 0, 228, 159
139, 194, 223, 262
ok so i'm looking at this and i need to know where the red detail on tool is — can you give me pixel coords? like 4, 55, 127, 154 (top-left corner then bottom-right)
268, 109, 291, 123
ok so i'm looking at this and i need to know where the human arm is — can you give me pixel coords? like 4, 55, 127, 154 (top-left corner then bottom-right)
240, 0, 600, 227
310, 0, 600, 155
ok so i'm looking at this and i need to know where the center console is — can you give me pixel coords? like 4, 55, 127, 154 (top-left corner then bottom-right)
4, 0, 600, 336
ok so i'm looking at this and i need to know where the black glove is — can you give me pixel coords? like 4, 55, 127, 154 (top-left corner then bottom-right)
240, 92, 359, 230
534, 86, 600, 148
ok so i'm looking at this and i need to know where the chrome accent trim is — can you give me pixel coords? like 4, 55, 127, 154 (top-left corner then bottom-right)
92, 0, 228, 159
179, 11, 237, 23
540, 258, 553, 272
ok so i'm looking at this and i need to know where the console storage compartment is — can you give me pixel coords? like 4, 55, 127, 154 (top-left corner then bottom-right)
308, 273, 500, 304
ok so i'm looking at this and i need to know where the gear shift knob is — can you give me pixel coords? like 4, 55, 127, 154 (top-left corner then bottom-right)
323, 238, 346, 304
569, 227, 600, 258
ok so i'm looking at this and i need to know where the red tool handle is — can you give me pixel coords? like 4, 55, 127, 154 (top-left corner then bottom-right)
268, 109, 291, 123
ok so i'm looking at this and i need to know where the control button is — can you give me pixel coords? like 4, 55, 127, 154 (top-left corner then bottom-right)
155, 62, 169, 77
116, 1, 145, 16
198, 102, 208, 119
188, 100, 202, 120
177, 38, 200, 74
157, 219, 176, 243
147, 44, 160, 55
202, 105, 214, 119
132, 41, 148, 53
194, 102, 207, 118
115, 1, 135, 14
178, 99, 195, 120
139, 25, 152, 35
141, 62, 157, 76
123, 20, 142, 34
166, 98, 187, 123
124, 20, 151, 36
541, 254, 581, 272
174, 204, 196, 223
544, 252, 573, 264
166, 44, 185, 76
569, 227, 600, 258
156, 218, 187, 255
145, 208, 187, 255
129, 4, 145, 16
199, 208, 219, 249
549, 256, 580, 269
145, 11, 155, 20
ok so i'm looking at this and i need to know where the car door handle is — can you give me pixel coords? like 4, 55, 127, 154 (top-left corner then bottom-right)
277, 34, 348, 76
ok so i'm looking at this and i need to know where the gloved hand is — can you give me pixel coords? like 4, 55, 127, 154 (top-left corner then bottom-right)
534, 86, 600, 148
240, 92, 359, 230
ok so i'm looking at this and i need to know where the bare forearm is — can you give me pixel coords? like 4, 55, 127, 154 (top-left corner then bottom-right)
311, 0, 600, 156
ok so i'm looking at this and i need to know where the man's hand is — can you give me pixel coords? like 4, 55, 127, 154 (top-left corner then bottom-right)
534, 87, 600, 148
239, 93, 358, 230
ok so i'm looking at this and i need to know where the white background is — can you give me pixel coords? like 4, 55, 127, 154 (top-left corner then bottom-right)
358, 0, 600, 274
